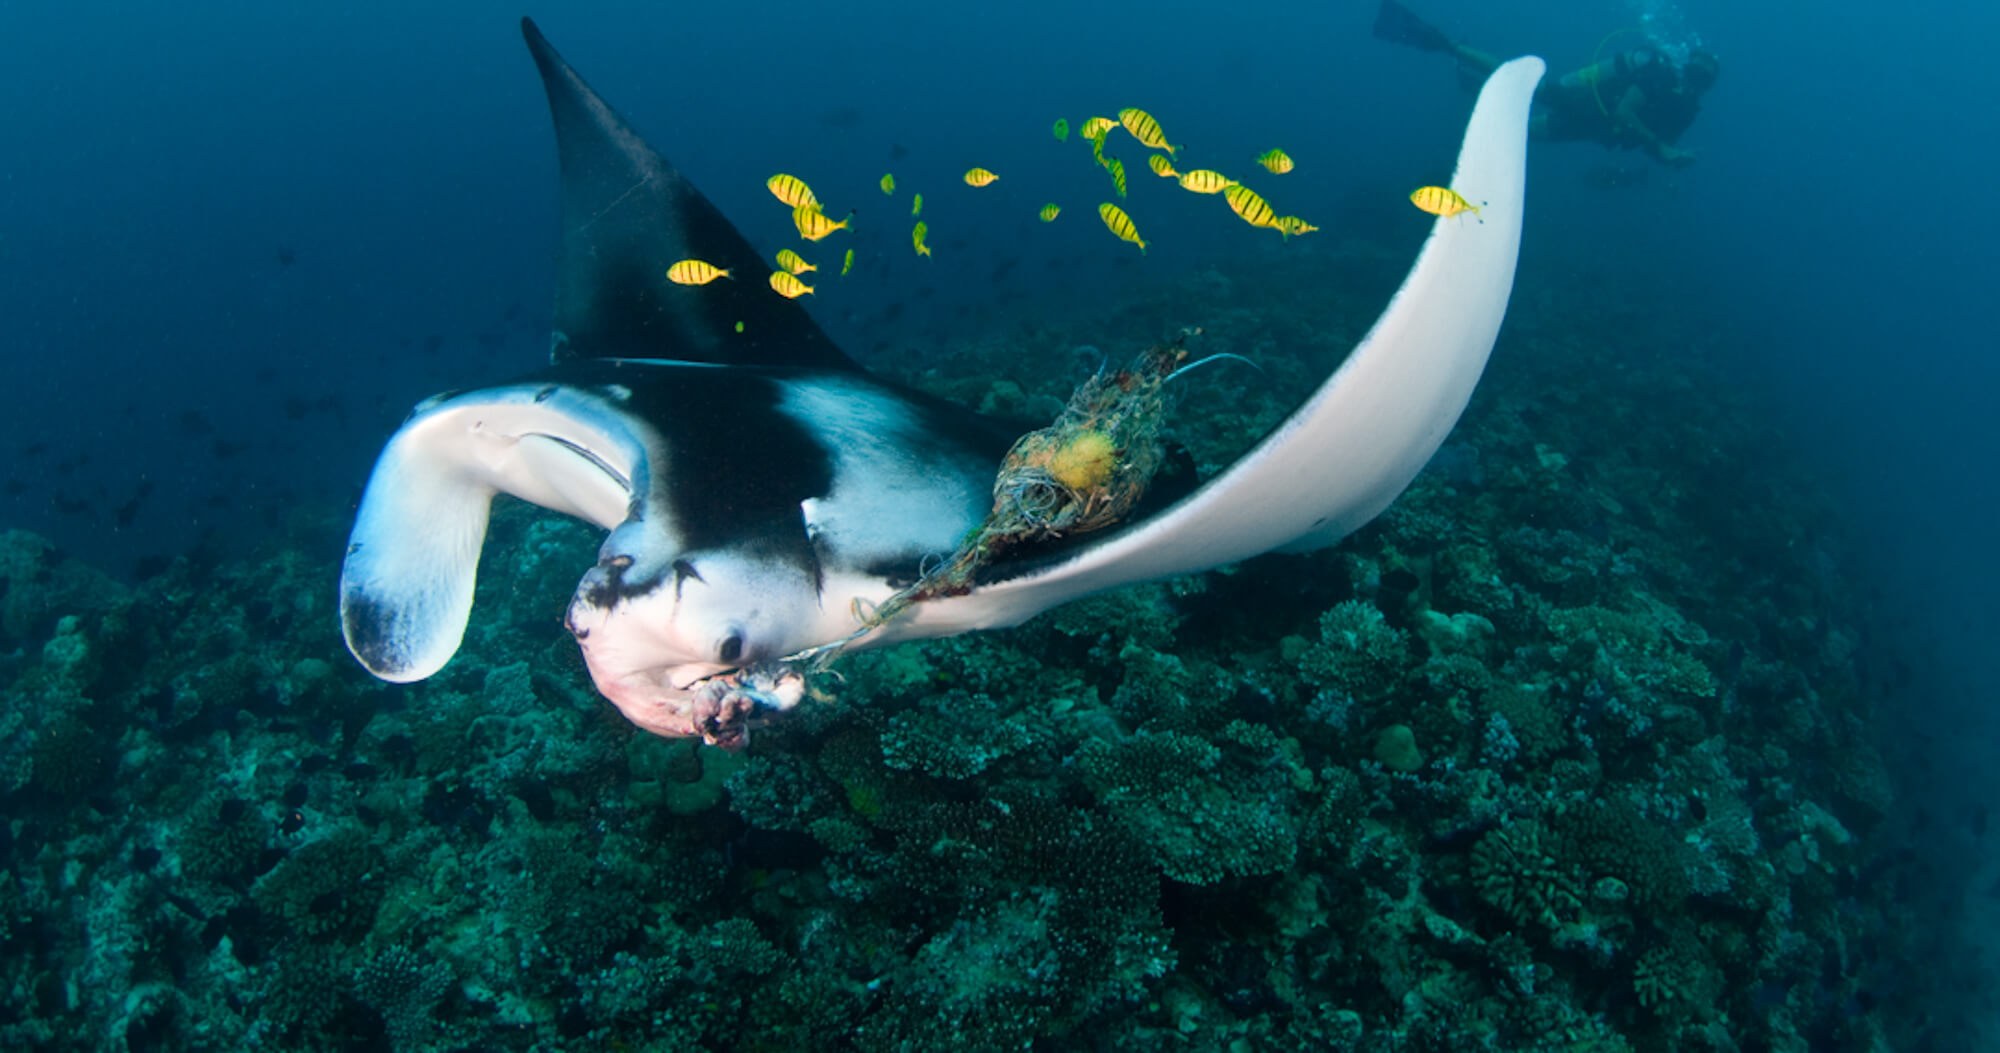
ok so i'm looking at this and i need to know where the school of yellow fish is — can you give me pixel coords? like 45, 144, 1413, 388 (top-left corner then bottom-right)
665, 101, 1474, 304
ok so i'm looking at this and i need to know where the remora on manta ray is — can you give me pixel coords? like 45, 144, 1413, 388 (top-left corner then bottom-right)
339, 18, 1545, 746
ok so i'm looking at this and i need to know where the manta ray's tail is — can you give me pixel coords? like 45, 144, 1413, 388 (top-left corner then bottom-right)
1374, 0, 1452, 53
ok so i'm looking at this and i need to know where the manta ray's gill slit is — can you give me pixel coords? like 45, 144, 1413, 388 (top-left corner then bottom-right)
538, 434, 631, 491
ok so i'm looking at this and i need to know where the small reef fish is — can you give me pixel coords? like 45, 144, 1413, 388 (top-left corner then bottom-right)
1118, 108, 1176, 156
1410, 185, 1482, 218
767, 173, 819, 210
1148, 154, 1176, 178
792, 205, 850, 241
775, 248, 816, 274
841, 247, 855, 275
768, 270, 814, 298
964, 167, 1000, 187
1273, 215, 1320, 238
1079, 116, 1116, 141
1106, 156, 1128, 198
1090, 134, 1109, 168
1098, 202, 1146, 254
911, 192, 924, 217
1039, 203, 1061, 222
1223, 184, 1278, 228
911, 220, 932, 257
1052, 117, 1070, 142
880, 173, 896, 195
666, 259, 731, 285
1177, 169, 1237, 194
1255, 149, 1295, 175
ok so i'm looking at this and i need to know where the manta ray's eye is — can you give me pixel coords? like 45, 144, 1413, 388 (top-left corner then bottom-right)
717, 632, 744, 665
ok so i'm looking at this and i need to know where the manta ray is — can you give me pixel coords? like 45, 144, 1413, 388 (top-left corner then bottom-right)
339, 17, 1544, 746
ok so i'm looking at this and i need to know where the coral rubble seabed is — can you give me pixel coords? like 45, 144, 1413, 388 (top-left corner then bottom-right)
0, 249, 1913, 1051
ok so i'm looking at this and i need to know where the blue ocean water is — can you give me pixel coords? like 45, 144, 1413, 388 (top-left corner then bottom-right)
2, 0, 1995, 1047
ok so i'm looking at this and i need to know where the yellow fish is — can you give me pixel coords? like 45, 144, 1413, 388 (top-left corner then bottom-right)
1052, 118, 1070, 142
775, 248, 815, 275
793, 205, 850, 241
1080, 116, 1116, 141
880, 173, 896, 195
767, 173, 819, 210
964, 167, 1000, 187
911, 192, 924, 217
666, 259, 731, 285
1223, 184, 1278, 229
1410, 185, 1482, 218
1090, 134, 1109, 168
1098, 202, 1146, 254
1117, 108, 1176, 156
1147, 154, 1176, 178
1273, 215, 1320, 238
1177, 169, 1237, 194
841, 247, 855, 276
768, 270, 813, 298
1256, 149, 1295, 175
1039, 202, 1061, 222
1106, 156, 1128, 198
912, 220, 932, 257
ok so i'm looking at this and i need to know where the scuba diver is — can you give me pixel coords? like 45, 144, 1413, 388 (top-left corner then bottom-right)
1374, 0, 1718, 168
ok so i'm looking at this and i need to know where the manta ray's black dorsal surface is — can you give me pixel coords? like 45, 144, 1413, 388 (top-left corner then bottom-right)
521, 17, 856, 371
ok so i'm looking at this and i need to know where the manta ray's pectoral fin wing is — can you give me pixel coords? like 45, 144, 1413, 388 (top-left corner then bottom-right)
520, 17, 856, 373
883, 57, 1545, 641
340, 387, 639, 682
339, 428, 497, 683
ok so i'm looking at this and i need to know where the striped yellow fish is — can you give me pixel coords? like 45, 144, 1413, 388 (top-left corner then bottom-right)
1255, 149, 1294, 175
880, 173, 896, 195
1410, 185, 1481, 218
793, 205, 850, 241
912, 192, 924, 217
1223, 184, 1278, 229
1177, 169, 1237, 194
1147, 154, 1176, 178
1039, 202, 1061, 222
1106, 156, 1128, 198
1117, 108, 1176, 156
1098, 202, 1146, 254
1273, 215, 1320, 238
665, 259, 731, 285
768, 270, 813, 298
1052, 118, 1070, 142
912, 220, 932, 257
1090, 134, 1109, 168
964, 167, 1000, 187
1080, 116, 1116, 141
841, 247, 855, 276
767, 173, 819, 210
775, 248, 815, 274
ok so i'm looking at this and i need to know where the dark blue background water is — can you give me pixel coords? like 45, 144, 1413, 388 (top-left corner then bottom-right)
4, 0, 1995, 1026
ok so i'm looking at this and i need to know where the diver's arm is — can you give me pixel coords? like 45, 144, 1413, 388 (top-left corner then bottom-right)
1612, 85, 1695, 166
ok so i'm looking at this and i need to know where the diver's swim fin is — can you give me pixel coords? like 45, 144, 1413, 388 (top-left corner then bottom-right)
1374, 0, 1452, 53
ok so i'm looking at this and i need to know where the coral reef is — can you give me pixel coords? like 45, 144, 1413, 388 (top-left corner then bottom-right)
0, 250, 1921, 1051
